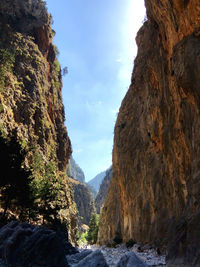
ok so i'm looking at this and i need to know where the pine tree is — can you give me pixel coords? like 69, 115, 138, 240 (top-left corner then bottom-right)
86, 213, 99, 244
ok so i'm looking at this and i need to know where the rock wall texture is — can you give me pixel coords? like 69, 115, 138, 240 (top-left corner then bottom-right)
70, 178, 96, 226
0, 0, 77, 242
95, 167, 112, 214
98, 0, 200, 265
67, 156, 85, 183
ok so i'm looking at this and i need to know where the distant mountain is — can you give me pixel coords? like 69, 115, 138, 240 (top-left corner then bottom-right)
95, 166, 112, 214
66, 156, 85, 183
88, 170, 107, 192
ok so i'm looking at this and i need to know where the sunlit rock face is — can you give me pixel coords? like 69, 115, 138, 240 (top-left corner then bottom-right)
98, 0, 200, 264
0, 0, 77, 242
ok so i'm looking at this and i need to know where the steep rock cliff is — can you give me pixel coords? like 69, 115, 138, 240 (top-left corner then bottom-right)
98, 0, 200, 264
67, 157, 95, 226
67, 156, 85, 183
0, 0, 77, 242
70, 178, 96, 226
95, 167, 112, 214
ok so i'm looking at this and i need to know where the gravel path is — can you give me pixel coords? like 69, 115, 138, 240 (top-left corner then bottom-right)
79, 244, 166, 267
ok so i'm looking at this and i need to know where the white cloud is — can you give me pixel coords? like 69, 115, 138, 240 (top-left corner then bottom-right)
115, 58, 122, 63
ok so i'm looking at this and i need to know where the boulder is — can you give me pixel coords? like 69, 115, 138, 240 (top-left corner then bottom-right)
73, 249, 108, 267
0, 221, 68, 267
66, 249, 93, 265
117, 251, 148, 267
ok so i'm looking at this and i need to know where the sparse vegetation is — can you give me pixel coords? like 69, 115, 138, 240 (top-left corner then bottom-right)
0, 48, 15, 89
76, 230, 88, 246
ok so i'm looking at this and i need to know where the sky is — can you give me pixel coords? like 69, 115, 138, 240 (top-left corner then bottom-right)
46, 0, 146, 182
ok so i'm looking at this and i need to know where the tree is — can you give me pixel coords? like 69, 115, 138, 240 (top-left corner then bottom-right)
30, 152, 65, 225
0, 129, 34, 221
62, 67, 68, 76
86, 213, 100, 244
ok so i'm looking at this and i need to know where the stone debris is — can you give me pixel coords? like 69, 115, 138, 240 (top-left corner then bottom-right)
79, 244, 166, 267
70, 249, 108, 267
116, 251, 148, 267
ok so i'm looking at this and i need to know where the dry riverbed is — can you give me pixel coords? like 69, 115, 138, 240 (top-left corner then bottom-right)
79, 244, 166, 267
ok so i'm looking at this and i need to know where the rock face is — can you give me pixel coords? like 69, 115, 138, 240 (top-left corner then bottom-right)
70, 178, 96, 226
67, 156, 85, 183
0, 0, 77, 241
95, 167, 112, 214
98, 0, 200, 264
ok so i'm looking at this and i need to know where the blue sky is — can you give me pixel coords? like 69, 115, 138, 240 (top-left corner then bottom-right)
46, 0, 146, 182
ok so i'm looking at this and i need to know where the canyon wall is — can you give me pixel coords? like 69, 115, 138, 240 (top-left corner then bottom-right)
0, 0, 77, 242
95, 167, 112, 214
98, 0, 200, 265
70, 178, 96, 226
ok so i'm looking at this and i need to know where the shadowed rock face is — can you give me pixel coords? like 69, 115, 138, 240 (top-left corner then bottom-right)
98, 0, 200, 264
70, 178, 96, 226
95, 167, 112, 214
0, 0, 77, 241
0, 221, 69, 267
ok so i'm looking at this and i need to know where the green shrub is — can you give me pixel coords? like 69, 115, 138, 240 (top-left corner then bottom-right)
126, 239, 136, 248
77, 230, 88, 246
0, 48, 15, 89
113, 231, 122, 244
30, 152, 65, 224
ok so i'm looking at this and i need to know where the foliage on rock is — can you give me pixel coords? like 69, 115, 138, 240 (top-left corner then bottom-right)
0, 0, 76, 242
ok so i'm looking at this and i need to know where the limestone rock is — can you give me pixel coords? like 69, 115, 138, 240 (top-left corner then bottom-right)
66, 249, 93, 265
72, 249, 108, 267
67, 156, 85, 183
116, 251, 148, 267
98, 0, 200, 264
166, 212, 200, 266
0, 0, 76, 241
95, 166, 112, 214
70, 178, 96, 226
0, 221, 68, 267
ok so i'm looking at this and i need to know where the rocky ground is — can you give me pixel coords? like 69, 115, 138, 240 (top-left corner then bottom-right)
79, 244, 166, 267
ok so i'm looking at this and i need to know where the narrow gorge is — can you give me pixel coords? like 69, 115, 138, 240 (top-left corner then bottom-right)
0, 0, 200, 266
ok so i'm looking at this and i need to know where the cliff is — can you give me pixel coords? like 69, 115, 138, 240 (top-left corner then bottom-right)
67, 157, 95, 226
95, 167, 112, 214
98, 0, 200, 265
70, 178, 96, 226
67, 156, 85, 183
0, 0, 77, 242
